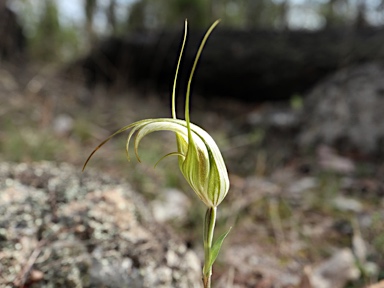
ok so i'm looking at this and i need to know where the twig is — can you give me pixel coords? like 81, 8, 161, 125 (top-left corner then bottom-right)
13, 239, 46, 288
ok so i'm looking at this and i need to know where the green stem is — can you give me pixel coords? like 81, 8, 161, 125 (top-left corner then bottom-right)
185, 20, 220, 139
171, 20, 187, 120
203, 207, 217, 288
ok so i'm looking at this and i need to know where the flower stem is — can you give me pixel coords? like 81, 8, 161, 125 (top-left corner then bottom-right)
203, 207, 217, 288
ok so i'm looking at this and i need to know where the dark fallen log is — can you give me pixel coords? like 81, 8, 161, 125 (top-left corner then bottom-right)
0, 4, 25, 62
72, 26, 384, 101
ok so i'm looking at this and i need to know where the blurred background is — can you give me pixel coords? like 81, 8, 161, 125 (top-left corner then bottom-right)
5, 0, 384, 62
1, 0, 384, 287
5, 0, 384, 64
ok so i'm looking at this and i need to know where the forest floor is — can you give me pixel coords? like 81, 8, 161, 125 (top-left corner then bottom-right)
0, 63, 383, 288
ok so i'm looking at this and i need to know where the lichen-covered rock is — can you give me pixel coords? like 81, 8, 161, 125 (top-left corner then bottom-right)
0, 162, 202, 288
299, 62, 384, 155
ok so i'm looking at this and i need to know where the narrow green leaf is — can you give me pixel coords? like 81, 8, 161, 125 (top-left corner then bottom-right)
154, 151, 184, 168
185, 19, 220, 138
172, 20, 188, 120
82, 120, 147, 171
208, 227, 232, 269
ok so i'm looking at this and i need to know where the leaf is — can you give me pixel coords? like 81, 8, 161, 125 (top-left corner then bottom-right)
208, 227, 232, 269
154, 151, 184, 168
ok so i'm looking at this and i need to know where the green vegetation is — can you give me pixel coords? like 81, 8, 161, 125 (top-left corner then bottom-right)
17, 0, 81, 63
11, 0, 381, 63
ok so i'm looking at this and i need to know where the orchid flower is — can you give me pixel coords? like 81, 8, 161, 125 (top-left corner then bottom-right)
83, 20, 231, 288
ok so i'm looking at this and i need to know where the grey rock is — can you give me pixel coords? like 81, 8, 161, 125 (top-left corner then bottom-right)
52, 114, 74, 137
0, 162, 202, 288
332, 196, 363, 213
151, 188, 191, 223
247, 106, 301, 129
286, 177, 317, 196
300, 62, 384, 154
307, 248, 360, 288
317, 145, 355, 174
